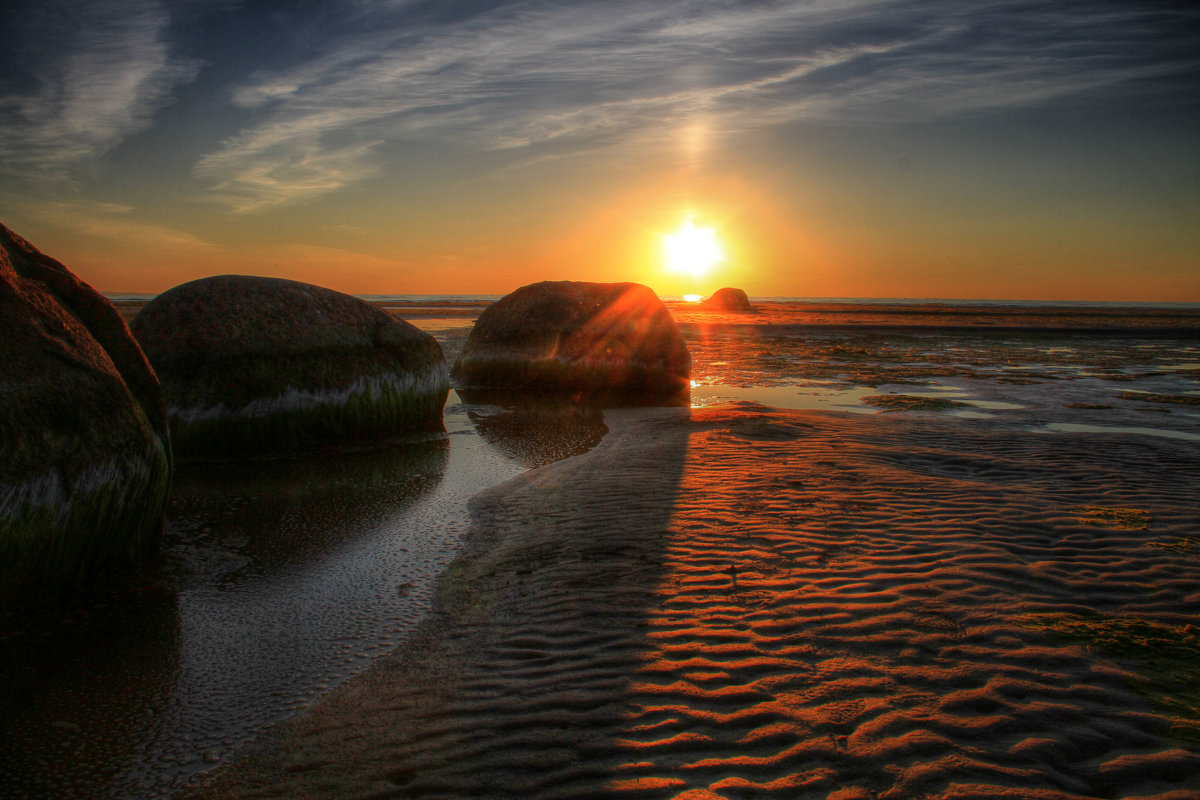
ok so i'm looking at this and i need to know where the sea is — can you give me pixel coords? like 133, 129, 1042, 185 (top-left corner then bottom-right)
1, 296, 1198, 799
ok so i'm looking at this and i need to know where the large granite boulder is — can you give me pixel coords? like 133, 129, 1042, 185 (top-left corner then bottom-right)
0, 224, 171, 598
699, 287, 755, 313
131, 275, 449, 457
452, 281, 690, 401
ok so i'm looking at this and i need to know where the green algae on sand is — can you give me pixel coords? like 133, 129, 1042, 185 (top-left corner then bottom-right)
1015, 611, 1200, 746
1146, 537, 1199, 555
1073, 506, 1153, 530
863, 394, 971, 412
1118, 391, 1200, 406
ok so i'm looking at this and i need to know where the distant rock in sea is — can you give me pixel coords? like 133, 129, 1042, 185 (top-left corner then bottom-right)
452, 280, 690, 402
131, 275, 448, 457
699, 287, 755, 313
0, 223, 171, 598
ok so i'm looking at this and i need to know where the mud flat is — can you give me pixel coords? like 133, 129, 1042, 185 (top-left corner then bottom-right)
191, 402, 1200, 800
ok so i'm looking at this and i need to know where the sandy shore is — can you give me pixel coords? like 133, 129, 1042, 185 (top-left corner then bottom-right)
189, 403, 1200, 800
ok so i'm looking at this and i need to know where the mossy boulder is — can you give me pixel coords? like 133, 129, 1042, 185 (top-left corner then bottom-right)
452, 281, 690, 402
130, 275, 448, 457
0, 224, 171, 598
699, 287, 755, 313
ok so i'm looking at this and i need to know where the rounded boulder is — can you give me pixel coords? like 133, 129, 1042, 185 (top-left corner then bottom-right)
130, 275, 448, 456
699, 287, 755, 313
0, 224, 171, 598
452, 281, 690, 402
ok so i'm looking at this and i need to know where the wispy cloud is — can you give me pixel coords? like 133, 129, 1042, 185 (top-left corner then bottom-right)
34, 198, 219, 251
0, 0, 200, 186
197, 0, 1200, 211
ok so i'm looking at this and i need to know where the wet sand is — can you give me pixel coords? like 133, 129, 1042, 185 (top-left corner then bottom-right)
189, 403, 1200, 799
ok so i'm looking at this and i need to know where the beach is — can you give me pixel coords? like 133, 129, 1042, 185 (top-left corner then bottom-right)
187, 300, 1200, 800
190, 400, 1200, 799
4, 300, 1200, 799
7, 2, 1199, 795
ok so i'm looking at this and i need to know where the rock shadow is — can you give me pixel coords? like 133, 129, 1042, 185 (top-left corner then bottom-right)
165, 434, 449, 579
2, 434, 450, 799
188, 407, 697, 799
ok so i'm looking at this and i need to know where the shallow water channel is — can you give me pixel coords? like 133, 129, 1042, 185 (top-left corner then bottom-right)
0, 342, 611, 800
1, 396, 508, 797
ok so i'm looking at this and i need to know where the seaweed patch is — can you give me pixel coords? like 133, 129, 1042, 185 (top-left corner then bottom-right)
863, 394, 970, 412
1015, 612, 1200, 746
1073, 506, 1152, 530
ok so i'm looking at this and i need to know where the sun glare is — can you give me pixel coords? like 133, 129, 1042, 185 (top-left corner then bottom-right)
663, 219, 724, 279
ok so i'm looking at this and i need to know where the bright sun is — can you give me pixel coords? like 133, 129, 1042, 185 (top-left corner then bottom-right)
662, 219, 724, 279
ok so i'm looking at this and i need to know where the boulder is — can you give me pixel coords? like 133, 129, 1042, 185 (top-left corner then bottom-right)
130, 275, 448, 457
0, 224, 171, 597
699, 287, 755, 313
452, 281, 689, 401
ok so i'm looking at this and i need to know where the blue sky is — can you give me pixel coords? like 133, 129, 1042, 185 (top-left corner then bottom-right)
1, 0, 1197, 298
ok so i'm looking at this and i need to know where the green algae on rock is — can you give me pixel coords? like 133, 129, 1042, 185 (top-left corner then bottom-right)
452, 281, 690, 403
0, 224, 171, 598
131, 275, 448, 457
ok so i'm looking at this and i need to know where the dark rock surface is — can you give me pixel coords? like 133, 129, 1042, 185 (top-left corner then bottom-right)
452, 281, 689, 402
699, 287, 755, 312
130, 275, 448, 456
0, 224, 171, 597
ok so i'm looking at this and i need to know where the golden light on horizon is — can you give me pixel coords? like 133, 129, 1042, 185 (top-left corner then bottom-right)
662, 218, 724, 280
682, 294, 703, 303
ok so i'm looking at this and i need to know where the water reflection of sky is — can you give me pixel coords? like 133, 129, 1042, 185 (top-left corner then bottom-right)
2, 373, 615, 798
682, 325, 1200, 442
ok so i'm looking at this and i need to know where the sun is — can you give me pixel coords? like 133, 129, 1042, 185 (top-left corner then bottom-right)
662, 218, 724, 279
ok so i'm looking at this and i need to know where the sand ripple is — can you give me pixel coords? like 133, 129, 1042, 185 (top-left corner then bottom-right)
193, 406, 1200, 800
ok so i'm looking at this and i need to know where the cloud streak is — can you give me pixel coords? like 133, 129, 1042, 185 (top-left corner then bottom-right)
34, 198, 219, 252
189, 0, 1198, 211
0, 0, 200, 186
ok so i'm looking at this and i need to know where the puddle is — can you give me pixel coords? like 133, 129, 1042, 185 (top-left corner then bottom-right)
689, 382, 877, 413
407, 318, 475, 332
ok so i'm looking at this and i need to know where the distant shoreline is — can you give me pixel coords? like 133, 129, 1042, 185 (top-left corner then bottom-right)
106, 295, 1200, 333
103, 292, 1200, 309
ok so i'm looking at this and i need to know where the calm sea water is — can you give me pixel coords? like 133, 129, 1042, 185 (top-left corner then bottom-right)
670, 300, 1200, 443
2, 298, 1198, 798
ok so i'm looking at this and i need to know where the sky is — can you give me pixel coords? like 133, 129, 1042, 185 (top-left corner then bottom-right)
1, 0, 1197, 300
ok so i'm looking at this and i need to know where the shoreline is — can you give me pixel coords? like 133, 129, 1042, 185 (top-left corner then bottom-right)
189, 403, 1200, 799
102, 296, 1200, 334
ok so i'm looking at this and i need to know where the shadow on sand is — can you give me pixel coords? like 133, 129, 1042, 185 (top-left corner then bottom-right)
188, 404, 695, 798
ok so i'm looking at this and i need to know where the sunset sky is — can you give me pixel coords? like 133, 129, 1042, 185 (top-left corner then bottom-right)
1, 0, 1197, 300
